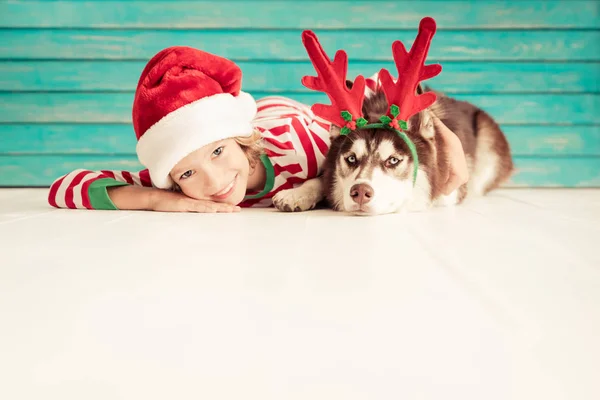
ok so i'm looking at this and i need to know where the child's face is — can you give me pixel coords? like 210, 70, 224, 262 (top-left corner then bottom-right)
170, 139, 251, 205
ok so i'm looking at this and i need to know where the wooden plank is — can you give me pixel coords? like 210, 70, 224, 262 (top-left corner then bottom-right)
1, 124, 599, 157
508, 157, 600, 188
503, 126, 600, 157
1, 155, 597, 188
0, 155, 144, 187
0, 124, 138, 155
2, 30, 598, 61
1, 1, 598, 29
2, 61, 598, 93
1, 93, 598, 124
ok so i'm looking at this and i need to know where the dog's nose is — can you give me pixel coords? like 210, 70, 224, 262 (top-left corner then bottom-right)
350, 183, 374, 205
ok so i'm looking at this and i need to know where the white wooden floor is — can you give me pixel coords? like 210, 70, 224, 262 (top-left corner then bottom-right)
1, 188, 599, 400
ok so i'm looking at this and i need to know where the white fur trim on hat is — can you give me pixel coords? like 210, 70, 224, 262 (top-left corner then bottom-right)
136, 91, 257, 189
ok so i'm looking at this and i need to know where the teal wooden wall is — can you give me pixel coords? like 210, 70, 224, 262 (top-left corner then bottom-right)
0, 0, 598, 187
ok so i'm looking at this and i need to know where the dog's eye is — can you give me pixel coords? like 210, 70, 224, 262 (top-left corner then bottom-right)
386, 157, 402, 167
345, 155, 357, 165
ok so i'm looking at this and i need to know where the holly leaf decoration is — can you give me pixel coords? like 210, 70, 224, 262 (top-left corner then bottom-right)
340, 126, 351, 135
390, 104, 400, 118
341, 111, 353, 122
399, 120, 408, 130
356, 117, 368, 127
379, 115, 392, 125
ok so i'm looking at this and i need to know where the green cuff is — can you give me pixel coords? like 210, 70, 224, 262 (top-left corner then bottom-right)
88, 178, 130, 210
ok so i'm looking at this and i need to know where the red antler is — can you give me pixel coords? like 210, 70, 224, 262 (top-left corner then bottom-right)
301, 30, 366, 128
378, 17, 442, 122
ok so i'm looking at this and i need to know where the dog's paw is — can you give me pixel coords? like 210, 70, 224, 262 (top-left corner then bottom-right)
433, 190, 459, 208
273, 188, 318, 212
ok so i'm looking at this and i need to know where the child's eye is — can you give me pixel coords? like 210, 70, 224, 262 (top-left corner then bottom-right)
212, 146, 224, 157
180, 170, 194, 180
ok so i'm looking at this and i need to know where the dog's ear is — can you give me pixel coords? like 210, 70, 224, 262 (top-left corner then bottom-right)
416, 109, 435, 140
407, 85, 435, 139
329, 124, 342, 138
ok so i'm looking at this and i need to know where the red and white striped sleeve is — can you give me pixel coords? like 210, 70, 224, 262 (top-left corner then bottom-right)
240, 96, 332, 208
48, 169, 153, 210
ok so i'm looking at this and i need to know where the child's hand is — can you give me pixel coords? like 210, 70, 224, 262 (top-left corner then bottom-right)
149, 190, 241, 213
108, 185, 240, 213
431, 114, 470, 195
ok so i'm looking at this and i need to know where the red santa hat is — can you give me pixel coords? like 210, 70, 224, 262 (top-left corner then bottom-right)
133, 46, 257, 189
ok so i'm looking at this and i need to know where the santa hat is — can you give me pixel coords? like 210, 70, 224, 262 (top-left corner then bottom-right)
133, 46, 257, 189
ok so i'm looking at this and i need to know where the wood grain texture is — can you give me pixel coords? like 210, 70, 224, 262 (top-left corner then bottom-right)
1, 155, 598, 188
2, 61, 598, 93
1, 186, 599, 400
2, 29, 598, 61
1, 1, 598, 29
1, 0, 598, 188
1, 93, 597, 125
1, 125, 599, 157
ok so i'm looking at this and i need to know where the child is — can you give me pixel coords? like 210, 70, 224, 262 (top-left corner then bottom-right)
48, 44, 468, 213
47, 46, 337, 213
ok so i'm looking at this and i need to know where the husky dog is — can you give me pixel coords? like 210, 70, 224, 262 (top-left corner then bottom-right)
273, 18, 513, 215
273, 83, 514, 215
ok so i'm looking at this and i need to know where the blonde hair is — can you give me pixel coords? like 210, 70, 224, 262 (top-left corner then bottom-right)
234, 129, 264, 168
171, 130, 264, 192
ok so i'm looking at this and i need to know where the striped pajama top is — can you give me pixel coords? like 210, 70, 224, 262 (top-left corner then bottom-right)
47, 96, 333, 210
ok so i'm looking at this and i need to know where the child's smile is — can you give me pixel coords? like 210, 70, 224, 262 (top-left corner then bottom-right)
211, 174, 239, 201
170, 138, 265, 206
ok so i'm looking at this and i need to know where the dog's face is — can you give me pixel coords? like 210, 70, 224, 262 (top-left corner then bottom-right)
322, 89, 439, 215
325, 129, 415, 215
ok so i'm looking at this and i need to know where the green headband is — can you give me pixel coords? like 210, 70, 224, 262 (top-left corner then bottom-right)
338, 104, 419, 186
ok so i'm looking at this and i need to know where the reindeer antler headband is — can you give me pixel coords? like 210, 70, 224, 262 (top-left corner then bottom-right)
301, 17, 442, 185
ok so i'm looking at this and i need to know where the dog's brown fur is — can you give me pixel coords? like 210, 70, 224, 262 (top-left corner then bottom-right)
428, 87, 514, 197
272, 84, 514, 215
321, 83, 514, 212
